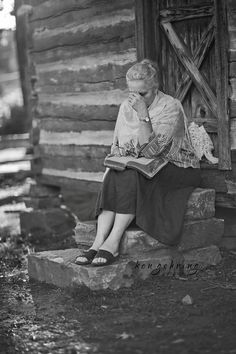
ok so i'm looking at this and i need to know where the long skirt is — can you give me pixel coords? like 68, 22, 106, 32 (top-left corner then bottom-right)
95, 163, 201, 246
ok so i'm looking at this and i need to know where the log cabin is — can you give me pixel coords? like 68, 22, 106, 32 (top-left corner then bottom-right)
15, 0, 236, 249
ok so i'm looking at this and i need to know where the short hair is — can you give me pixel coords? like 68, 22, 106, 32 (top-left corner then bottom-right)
126, 59, 159, 87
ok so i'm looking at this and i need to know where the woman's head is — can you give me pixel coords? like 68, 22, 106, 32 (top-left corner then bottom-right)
126, 59, 159, 107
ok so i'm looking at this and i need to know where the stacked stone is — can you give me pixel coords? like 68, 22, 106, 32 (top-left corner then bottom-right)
20, 182, 76, 250
28, 188, 224, 290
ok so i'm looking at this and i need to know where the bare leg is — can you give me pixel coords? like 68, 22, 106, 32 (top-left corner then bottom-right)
75, 210, 115, 263
92, 213, 135, 265
91, 210, 115, 250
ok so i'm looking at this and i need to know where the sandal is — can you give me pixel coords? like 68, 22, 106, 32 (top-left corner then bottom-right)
91, 249, 119, 267
74, 249, 97, 265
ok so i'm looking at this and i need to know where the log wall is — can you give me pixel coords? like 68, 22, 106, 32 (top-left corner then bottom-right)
18, 0, 236, 220
24, 0, 136, 219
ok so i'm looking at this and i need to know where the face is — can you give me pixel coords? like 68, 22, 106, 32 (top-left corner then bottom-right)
127, 80, 158, 107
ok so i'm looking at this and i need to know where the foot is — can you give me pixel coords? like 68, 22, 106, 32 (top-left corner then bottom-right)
91, 249, 119, 266
74, 249, 97, 265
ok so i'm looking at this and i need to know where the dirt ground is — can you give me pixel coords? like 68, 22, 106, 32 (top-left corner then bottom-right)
0, 238, 236, 354
0, 175, 236, 354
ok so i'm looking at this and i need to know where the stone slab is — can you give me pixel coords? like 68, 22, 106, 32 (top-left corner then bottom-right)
28, 245, 221, 291
74, 217, 224, 254
185, 188, 215, 220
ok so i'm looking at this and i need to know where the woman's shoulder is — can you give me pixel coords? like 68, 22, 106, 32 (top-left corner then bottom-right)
158, 91, 181, 107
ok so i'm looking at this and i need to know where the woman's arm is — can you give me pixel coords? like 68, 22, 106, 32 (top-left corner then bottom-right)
140, 99, 185, 158
128, 92, 153, 146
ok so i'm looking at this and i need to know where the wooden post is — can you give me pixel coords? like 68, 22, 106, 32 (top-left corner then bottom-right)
214, 0, 231, 170
15, 2, 33, 132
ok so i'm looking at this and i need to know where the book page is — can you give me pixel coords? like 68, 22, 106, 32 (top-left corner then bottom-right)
106, 156, 154, 166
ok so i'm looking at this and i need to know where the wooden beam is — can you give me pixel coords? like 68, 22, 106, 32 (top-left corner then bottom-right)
39, 130, 113, 146
135, 0, 158, 61
176, 20, 214, 102
214, 0, 231, 170
160, 5, 213, 23
161, 21, 217, 117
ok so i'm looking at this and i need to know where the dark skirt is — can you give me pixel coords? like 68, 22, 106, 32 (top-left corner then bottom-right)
95, 163, 201, 246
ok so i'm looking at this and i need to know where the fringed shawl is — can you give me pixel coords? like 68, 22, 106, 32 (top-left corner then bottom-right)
111, 91, 200, 168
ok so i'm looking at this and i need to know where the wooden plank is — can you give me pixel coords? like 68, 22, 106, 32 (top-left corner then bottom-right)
161, 22, 217, 117
37, 145, 110, 158
32, 10, 135, 52
160, 5, 213, 23
135, 0, 158, 61
36, 49, 136, 94
175, 20, 214, 102
15, 4, 33, 131
230, 118, 236, 149
229, 50, 236, 62
230, 99, 236, 118
30, 0, 134, 30
41, 168, 104, 183
37, 90, 126, 120
229, 29, 236, 50
214, 0, 231, 169
38, 174, 101, 193
230, 79, 236, 100
42, 156, 105, 172
230, 62, 236, 78
36, 117, 116, 132
39, 130, 113, 146
31, 37, 135, 64
30, 0, 134, 22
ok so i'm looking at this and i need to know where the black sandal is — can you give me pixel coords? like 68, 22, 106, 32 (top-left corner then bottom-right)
74, 249, 97, 265
91, 249, 119, 267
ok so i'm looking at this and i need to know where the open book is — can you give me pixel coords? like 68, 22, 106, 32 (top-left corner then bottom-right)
104, 155, 168, 179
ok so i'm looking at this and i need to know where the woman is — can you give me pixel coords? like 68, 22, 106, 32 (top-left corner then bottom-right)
75, 59, 201, 266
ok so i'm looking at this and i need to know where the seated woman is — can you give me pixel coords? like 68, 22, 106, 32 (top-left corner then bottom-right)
75, 59, 201, 267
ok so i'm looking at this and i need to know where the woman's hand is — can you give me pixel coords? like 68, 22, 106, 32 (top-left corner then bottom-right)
128, 92, 148, 119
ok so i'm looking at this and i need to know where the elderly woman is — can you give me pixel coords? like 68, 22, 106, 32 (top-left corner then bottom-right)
75, 59, 201, 266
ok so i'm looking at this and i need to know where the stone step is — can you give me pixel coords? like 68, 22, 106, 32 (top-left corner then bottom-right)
74, 217, 224, 254
28, 245, 222, 291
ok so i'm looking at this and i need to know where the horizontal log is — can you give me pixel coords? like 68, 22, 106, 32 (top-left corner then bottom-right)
160, 5, 213, 23
230, 79, 236, 100
36, 49, 136, 94
36, 117, 116, 132
42, 156, 105, 172
37, 90, 126, 120
39, 130, 113, 146
230, 99, 236, 118
32, 10, 135, 52
229, 49, 236, 62
229, 29, 236, 50
228, 9, 236, 30
30, 0, 134, 30
230, 118, 236, 149
37, 145, 110, 158
230, 62, 236, 78
38, 174, 101, 193
31, 36, 135, 64
41, 168, 104, 183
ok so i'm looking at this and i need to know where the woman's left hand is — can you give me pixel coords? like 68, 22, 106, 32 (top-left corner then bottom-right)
128, 93, 148, 118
